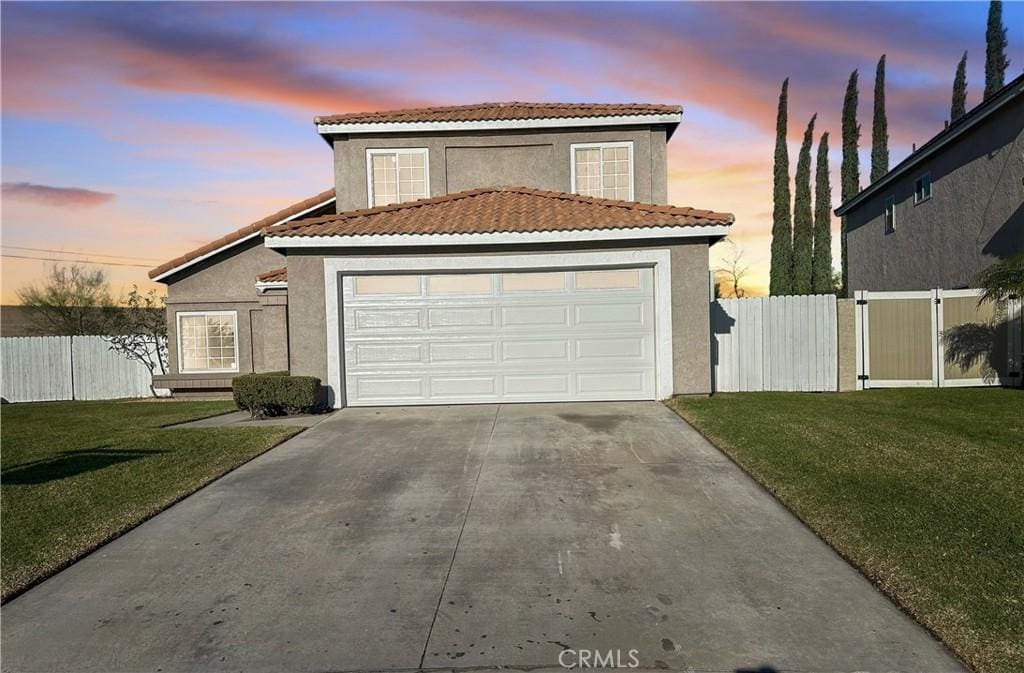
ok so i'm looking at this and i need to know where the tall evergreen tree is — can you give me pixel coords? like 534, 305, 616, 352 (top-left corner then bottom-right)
985, 0, 1009, 100
791, 114, 816, 295
769, 78, 794, 296
951, 52, 968, 121
870, 55, 889, 183
840, 70, 860, 297
812, 132, 834, 294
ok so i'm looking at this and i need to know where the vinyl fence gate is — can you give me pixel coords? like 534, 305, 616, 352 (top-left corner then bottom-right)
854, 289, 1023, 389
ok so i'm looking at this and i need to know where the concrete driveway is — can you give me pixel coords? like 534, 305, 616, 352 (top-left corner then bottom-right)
2, 402, 963, 672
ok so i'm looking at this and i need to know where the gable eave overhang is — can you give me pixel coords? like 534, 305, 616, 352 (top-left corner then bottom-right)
264, 223, 730, 249
255, 280, 288, 292
835, 76, 1023, 217
150, 196, 335, 282
315, 112, 683, 139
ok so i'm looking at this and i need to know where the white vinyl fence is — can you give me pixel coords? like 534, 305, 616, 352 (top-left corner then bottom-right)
1, 336, 159, 403
711, 294, 838, 392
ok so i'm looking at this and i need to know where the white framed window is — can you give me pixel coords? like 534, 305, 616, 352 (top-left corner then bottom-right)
353, 275, 421, 296
570, 142, 633, 200
914, 172, 932, 204
575, 269, 641, 290
884, 196, 896, 234
427, 274, 492, 295
177, 311, 238, 373
366, 148, 429, 207
501, 271, 566, 293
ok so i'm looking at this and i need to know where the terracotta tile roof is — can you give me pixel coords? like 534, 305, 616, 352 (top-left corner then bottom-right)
149, 189, 334, 279
255, 268, 287, 283
265, 187, 732, 239
315, 102, 681, 125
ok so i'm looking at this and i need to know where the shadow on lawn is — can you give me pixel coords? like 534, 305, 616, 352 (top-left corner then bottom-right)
1, 448, 165, 484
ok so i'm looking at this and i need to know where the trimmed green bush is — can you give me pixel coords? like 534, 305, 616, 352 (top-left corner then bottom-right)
232, 373, 321, 419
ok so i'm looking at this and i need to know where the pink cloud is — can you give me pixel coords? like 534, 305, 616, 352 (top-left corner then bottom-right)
1, 182, 115, 208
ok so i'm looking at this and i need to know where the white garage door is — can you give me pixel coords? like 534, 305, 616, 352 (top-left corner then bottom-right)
341, 268, 657, 405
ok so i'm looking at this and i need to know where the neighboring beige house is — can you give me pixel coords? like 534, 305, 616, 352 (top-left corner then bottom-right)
837, 74, 1023, 293
149, 102, 733, 406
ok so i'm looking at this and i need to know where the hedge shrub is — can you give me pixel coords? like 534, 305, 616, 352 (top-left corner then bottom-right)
232, 373, 322, 418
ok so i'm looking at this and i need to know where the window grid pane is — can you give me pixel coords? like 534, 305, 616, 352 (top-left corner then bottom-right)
575, 145, 631, 199
179, 313, 236, 372
372, 151, 426, 206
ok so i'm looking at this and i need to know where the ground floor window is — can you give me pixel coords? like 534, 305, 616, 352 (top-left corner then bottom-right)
177, 311, 238, 373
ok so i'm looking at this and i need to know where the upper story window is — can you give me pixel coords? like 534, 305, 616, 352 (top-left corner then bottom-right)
571, 142, 633, 201
884, 196, 896, 234
367, 148, 428, 207
177, 311, 238, 373
914, 172, 932, 204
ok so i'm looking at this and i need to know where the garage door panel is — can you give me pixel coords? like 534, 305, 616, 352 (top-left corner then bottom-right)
575, 302, 647, 327
427, 307, 495, 328
577, 371, 648, 394
353, 308, 421, 330
430, 376, 496, 398
575, 336, 647, 360
353, 343, 423, 365
428, 341, 496, 363
503, 373, 570, 395
354, 376, 423, 400
342, 269, 656, 405
502, 340, 569, 362
501, 304, 569, 327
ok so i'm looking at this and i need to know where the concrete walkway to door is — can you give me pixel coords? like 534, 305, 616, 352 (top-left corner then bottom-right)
1, 402, 964, 672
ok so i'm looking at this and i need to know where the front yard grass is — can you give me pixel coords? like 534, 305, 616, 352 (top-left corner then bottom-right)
667, 388, 1023, 673
1, 400, 300, 601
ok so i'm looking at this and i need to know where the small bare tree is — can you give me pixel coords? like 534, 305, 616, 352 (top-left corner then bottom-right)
715, 239, 752, 299
16, 264, 115, 334
104, 286, 168, 395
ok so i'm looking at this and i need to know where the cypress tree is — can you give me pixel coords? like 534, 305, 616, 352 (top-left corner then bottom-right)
951, 52, 968, 122
769, 78, 793, 296
985, 0, 1009, 100
812, 132, 834, 294
840, 70, 860, 297
791, 114, 816, 295
870, 55, 889, 183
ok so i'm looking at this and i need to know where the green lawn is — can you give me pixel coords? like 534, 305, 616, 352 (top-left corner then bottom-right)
667, 388, 1023, 673
1, 400, 300, 601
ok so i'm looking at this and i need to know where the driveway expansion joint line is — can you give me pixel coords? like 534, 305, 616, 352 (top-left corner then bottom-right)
417, 404, 501, 670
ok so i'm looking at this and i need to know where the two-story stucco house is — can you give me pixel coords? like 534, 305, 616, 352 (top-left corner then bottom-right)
836, 74, 1023, 293
149, 102, 733, 407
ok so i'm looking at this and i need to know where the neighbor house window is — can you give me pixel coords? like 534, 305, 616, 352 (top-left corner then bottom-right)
177, 311, 238, 373
884, 196, 896, 234
914, 172, 932, 204
572, 142, 633, 200
367, 148, 428, 207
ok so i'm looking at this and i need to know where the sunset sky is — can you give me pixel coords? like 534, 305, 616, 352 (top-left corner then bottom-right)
2, 1, 1021, 302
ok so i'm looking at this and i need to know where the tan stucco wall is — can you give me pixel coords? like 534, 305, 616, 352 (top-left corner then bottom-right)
671, 243, 712, 394
166, 239, 285, 303
286, 254, 328, 380
285, 239, 715, 398
836, 298, 857, 391
845, 96, 1023, 293
163, 239, 289, 379
331, 126, 670, 212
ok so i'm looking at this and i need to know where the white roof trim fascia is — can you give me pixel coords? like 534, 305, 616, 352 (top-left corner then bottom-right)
265, 223, 730, 249
835, 79, 1023, 216
316, 113, 682, 136
151, 196, 336, 282
255, 281, 288, 292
